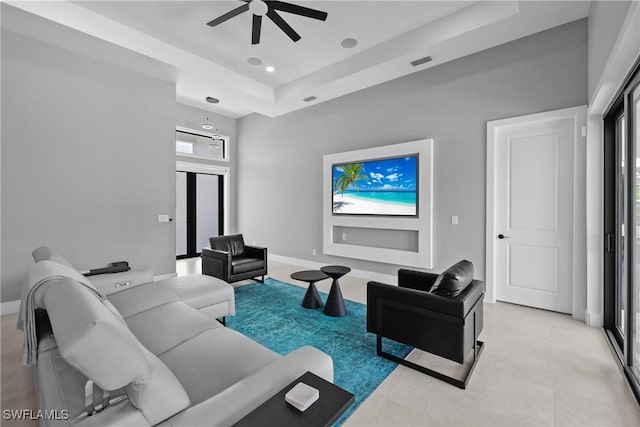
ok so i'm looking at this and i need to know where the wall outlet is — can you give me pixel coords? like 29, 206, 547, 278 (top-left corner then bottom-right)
341, 233, 347, 240
451, 215, 459, 225
158, 214, 170, 223
252, 240, 256, 245
312, 249, 317, 256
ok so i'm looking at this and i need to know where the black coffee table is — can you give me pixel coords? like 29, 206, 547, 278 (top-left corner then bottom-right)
320, 265, 351, 317
290, 270, 329, 309
233, 371, 355, 427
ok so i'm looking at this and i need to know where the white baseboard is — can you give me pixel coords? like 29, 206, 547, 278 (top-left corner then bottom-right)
268, 253, 397, 285
572, 308, 586, 322
1, 300, 21, 315
586, 311, 603, 327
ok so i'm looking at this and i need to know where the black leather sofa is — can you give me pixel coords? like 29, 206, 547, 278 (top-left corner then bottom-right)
202, 234, 267, 284
367, 262, 484, 389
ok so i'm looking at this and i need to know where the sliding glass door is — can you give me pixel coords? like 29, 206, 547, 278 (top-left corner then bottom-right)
176, 171, 224, 258
633, 83, 640, 378
615, 115, 627, 341
604, 60, 640, 400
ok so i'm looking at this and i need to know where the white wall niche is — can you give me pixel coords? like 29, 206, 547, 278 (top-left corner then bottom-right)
323, 139, 434, 268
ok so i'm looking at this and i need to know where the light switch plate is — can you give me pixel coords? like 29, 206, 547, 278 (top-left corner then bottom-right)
451, 216, 459, 225
158, 214, 170, 223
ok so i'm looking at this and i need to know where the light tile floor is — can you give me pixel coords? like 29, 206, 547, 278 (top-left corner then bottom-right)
2, 258, 639, 426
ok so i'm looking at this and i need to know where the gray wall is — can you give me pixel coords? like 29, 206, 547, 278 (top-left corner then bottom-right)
1, 29, 176, 302
588, 1, 632, 100
237, 19, 588, 278
176, 103, 238, 233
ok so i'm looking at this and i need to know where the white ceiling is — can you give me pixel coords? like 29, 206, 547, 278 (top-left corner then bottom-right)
4, 1, 591, 118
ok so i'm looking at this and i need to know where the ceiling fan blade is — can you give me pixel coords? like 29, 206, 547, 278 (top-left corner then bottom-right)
269, 1, 328, 21
267, 8, 301, 42
207, 3, 250, 27
252, 14, 262, 45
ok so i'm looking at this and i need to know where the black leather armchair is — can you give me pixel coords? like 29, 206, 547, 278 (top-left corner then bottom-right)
201, 234, 267, 284
367, 265, 484, 389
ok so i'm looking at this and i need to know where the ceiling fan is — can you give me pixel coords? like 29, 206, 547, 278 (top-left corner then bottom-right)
207, 0, 328, 45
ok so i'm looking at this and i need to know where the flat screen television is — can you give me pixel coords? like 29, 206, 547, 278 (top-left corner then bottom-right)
332, 154, 418, 216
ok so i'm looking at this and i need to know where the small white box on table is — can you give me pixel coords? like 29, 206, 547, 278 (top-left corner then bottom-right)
284, 382, 319, 412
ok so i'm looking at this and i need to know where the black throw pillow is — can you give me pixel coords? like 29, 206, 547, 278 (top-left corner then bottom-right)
429, 260, 474, 297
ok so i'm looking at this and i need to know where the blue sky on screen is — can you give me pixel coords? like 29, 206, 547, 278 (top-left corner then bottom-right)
334, 156, 417, 191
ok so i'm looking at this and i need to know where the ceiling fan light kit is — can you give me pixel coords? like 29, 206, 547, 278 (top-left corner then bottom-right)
207, 0, 328, 45
248, 0, 269, 16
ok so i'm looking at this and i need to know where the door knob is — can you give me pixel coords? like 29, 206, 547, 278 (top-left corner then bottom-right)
498, 234, 510, 239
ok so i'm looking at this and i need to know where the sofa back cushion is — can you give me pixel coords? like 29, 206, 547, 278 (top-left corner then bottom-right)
43, 277, 191, 424
210, 234, 245, 256
43, 278, 150, 391
429, 260, 474, 297
32, 246, 76, 269
126, 345, 190, 425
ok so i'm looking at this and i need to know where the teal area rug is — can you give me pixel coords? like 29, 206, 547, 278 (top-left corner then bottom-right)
226, 277, 413, 426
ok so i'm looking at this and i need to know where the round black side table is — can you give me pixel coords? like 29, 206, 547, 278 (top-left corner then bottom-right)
290, 270, 328, 309
320, 265, 351, 317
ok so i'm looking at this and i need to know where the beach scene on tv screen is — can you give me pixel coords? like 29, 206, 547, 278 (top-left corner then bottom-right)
332, 156, 417, 216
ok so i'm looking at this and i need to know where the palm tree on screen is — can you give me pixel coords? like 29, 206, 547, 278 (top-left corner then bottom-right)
334, 163, 368, 197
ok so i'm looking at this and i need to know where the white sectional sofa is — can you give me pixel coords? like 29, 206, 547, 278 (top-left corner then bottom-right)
25, 247, 333, 426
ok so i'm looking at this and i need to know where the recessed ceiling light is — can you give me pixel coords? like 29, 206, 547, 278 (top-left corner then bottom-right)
266, 66, 275, 73
247, 57, 262, 66
206, 97, 220, 104
341, 38, 358, 48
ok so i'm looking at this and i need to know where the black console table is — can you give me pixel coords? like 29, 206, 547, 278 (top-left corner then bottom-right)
233, 371, 355, 427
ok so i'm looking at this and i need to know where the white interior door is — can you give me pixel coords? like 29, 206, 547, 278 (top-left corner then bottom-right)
486, 107, 586, 314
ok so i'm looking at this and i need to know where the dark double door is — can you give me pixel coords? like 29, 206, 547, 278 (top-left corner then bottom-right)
176, 171, 223, 258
